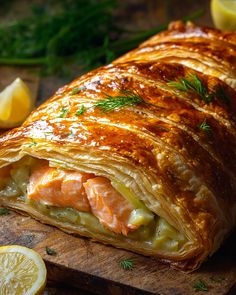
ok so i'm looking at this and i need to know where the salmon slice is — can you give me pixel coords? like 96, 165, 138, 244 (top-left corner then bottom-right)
28, 162, 138, 235
83, 177, 137, 236
27, 163, 92, 212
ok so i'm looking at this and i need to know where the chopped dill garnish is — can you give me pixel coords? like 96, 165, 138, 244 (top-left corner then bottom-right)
119, 258, 134, 270
214, 86, 231, 105
193, 279, 209, 292
210, 276, 225, 283
28, 139, 37, 148
168, 74, 213, 104
70, 86, 86, 95
59, 106, 68, 118
94, 90, 145, 113
45, 246, 57, 256
0, 208, 10, 216
75, 104, 86, 116
68, 131, 74, 137
198, 119, 212, 134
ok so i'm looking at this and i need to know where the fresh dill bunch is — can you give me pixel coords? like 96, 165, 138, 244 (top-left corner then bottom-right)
0, 2, 203, 75
193, 279, 208, 292
198, 119, 212, 134
93, 90, 145, 112
168, 74, 213, 104
119, 258, 134, 270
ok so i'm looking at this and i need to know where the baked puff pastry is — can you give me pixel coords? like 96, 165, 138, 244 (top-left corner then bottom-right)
1, 21, 236, 271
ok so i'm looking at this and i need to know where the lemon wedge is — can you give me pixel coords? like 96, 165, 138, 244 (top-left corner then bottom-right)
211, 0, 236, 31
0, 245, 47, 295
0, 78, 34, 129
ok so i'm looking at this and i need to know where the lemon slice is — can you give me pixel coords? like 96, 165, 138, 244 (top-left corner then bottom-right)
0, 78, 34, 128
211, 0, 236, 31
0, 245, 47, 295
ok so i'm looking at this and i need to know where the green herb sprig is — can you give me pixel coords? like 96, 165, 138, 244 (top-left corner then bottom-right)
198, 119, 212, 135
70, 86, 86, 95
93, 90, 145, 113
45, 246, 57, 256
28, 139, 37, 148
75, 90, 146, 116
168, 74, 231, 106
76, 105, 86, 116
168, 74, 213, 104
210, 276, 225, 283
193, 279, 209, 292
119, 258, 134, 270
215, 86, 231, 105
0, 207, 10, 216
59, 107, 68, 118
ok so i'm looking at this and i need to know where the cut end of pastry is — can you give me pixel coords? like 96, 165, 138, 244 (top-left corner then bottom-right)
0, 156, 195, 269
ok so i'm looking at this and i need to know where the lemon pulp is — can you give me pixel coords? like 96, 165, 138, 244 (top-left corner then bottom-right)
0, 78, 34, 128
211, 0, 236, 31
0, 245, 47, 295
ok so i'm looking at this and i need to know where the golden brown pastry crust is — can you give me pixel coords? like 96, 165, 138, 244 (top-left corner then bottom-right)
0, 21, 236, 271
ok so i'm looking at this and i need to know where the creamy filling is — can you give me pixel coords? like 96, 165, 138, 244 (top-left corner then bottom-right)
0, 157, 187, 252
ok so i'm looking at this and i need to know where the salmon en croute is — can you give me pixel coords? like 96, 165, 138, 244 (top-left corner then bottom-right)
1, 21, 236, 271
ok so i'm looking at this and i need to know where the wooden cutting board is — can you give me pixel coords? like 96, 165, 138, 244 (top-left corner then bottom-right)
0, 210, 236, 295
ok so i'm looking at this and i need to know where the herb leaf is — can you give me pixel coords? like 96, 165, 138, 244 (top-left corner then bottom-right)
214, 86, 231, 105
70, 86, 86, 95
198, 119, 212, 134
168, 74, 213, 104
210, 276, 225, 283
59, 107, 68, 118
94, 90, 145, 113
28, 139, 37, 148
119, 258, 134, 270
45, 246, 57, 256
193, 279, 208, 292
0, 207, 10, 216
76, 105, 86, 116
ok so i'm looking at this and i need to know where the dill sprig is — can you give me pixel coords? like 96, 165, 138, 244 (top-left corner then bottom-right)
210, 276, 225, 283
119, 258, 134, 270
93, 90, 145, 113
168, 74, 213, 104
45, 246, 57, 256
198, 119, 212, 134
0, 207, 10, 216
59, 107, 68, 118
215, 86, 231, 105
28, 139, 37, 148
70, 86, 86, 95
193, 279, 209, 292
76, 105, 86, 116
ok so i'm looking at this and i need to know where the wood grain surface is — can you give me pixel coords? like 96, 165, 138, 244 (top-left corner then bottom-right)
0, 211, 236, 295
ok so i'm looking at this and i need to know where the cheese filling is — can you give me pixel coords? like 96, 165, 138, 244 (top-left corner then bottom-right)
0, 157, 187, 252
